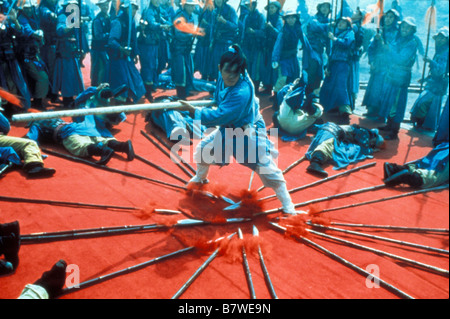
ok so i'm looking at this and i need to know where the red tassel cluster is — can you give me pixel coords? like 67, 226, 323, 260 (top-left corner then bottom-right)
0, 88, 24, 108
234, 189, 264, 217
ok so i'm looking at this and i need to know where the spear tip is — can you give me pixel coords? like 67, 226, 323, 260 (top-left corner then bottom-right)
252, 225, 259, 237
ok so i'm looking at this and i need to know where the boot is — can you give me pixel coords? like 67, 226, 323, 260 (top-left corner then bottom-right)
33, 260, 67, 299
87, 144, 115, 165
0, 221, 20, 237
1, 230, 20, 270
176, 86, 187, 100
383, 169, 423, 188
24, 162, 56, 179
0, 260, 14, 276
107, 140, 135, 161
383, 162, 406, 180
145, 84, 154, 103
306, 151, 328, 178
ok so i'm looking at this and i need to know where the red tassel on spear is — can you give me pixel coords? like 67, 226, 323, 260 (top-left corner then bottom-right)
0, 88, 24, 108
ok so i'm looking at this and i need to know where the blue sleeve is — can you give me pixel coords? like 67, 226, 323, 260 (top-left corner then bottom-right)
0, 113, 11, 135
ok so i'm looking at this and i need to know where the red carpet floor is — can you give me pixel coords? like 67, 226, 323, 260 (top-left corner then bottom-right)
0, 58, 448, 300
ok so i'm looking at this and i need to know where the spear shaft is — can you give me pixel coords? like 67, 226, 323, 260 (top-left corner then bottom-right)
329, 222, 449, 233
420, 0, 436, 93
0, 194, 139, 211
260, 162, 376, 202
308, 222, 449, 255
140, 130, 194, 178
58, 246, 196, 297
238, 228, 256, 299
11, 100, 215, 122
135, 154, 188, 184
171, 233, 237, 299
270, 222, 414, 299
257, 184, 387, 216
253, 225, 277, 299
308, 228, 449, 276
41, 147, 187, 191
316, 184, 449, 214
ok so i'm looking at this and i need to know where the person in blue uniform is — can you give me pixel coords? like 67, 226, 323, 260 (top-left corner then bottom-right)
1, 110, 56, 178
377, 17, 419, 140
259, 0, 282, 96
433, 97, 449, 147
319, 16, 355, 124
383, 142, 449, 189
16, 0, 50, 110
193, 0, 214, 80
170, 0, 198, 100
271, 9, 303, 98
0, 7, 32, 110
90, 0, 112, 87
362, 9, 400, 118
304, 1, 331, 95
240, 0, 265, 93
305, 122, 385, 178
38, 0, 61, 104
26, 85, 135, 166
108, 0, 145, 103
410, 27, 449, 131
208, 0, 238, 81
138, 0, 171, 102
178, 45, 300, 215
52, 0, 86, 108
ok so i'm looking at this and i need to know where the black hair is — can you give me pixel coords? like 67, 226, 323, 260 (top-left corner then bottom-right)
219, 44, 247, 76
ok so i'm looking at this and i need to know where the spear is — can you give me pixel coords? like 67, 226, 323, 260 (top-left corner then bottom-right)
256, 184, 387, 216
328, 222, 449, 233
20, 218, 250, 244
238, 228, 256, 299
269, 222, 415, 299
314, 184, 449, 214
307, 228, 448, 276
0, 162, 14, 177
420, 0, 437, 93
308, 222, 449, 255
134, 153, 188, 184
11, 100, 215, 122
148, 129, 197, 175
0, 194, 139, 211
171, 232, 237, 299
140, 130, 194, 178
259, 162, 377, 202
253, 225, 277, 299
58, 246, 196, 297
40, 147, 187, 191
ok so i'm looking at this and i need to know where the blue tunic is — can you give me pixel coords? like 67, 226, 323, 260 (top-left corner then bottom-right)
209, 4, 238, 81
52, 10, 85, 97
194, 71, 273, 170
272, 22, 302, 81
0, 113, 21, 165
319, 27, 355, 112
412, 142, 449, 174
241, 8, 266, 83
260, 11, 283, 88
194, 6, 214, 79
108, 10, 145, 102
433, 97, 449, 147
90, 12, 111, 86
170, 9, 195, 88
410, 45, 449, 130
377, 33, 418, 124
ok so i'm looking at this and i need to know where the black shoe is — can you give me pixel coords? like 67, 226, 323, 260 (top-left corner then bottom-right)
0, 220, 20, 237
0, 260, 14, 276
383, 169, 423, 188
378, 124, 391, 131
25, 163, 56, 178
306, 161, 328, 178
107, 140, 135, 161
383, 162, 406, 180
34, 260, 67, 299
2, 232, 20, 270
87, 144, 115, 165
